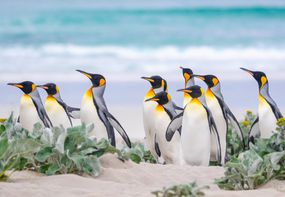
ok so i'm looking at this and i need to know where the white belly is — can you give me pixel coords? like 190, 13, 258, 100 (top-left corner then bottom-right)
258, 97, 277, 138
206, 96, 227, 165
20, 95, 43, 132
143, 100, 159, 158
181, 103, 211, 166
80, 91, 107, 140
45, 97, 71, 129
155, 111, 183, 165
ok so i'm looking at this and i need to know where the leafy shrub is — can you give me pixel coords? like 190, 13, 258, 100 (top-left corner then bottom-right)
216, 117, 285, 190
0, 114, 122, 180
121, 142, 157, 164
152, 182, 209, 197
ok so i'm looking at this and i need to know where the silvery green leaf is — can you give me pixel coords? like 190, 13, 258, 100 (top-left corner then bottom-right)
41, 128, 54, 145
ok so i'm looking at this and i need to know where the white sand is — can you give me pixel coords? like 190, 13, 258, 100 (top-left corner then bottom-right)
0, 154, 284, 197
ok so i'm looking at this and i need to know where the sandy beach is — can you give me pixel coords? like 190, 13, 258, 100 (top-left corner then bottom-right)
0, 154, 284, 197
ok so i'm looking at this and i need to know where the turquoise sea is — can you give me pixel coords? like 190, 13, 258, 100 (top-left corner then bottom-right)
0, 0, 285, 110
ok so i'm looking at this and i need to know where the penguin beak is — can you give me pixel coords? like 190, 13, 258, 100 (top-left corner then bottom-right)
179, 66, 184, 70
37, 85, 49, 90
141, 76, 154, 83
145, 96, 159, 102
7, 83, 23, 89
76, 69, 93, 79
240, 67, 254, 76
193, 74, 205, 81
177, 88, 192, 93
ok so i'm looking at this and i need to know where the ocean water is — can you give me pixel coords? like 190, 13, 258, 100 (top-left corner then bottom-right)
0, 0, 285, 110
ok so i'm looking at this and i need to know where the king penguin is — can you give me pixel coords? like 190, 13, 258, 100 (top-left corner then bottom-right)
141, 75, 182, 161
240, 68, 283, 140
180, 67, 195, 107
145, 91, 184, 165
37, 83, 80, 128
167, 85, 221, 166
8, 81, 52, 131
193, 74, 245, 165
77, 70, 131, 148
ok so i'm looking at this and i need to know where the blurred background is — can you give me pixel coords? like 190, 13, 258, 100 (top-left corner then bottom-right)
0, 0, 284, 137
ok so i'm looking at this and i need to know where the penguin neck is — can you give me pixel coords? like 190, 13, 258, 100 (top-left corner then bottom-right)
49, 92, 61, 100
153, 86, 165, 94
91, 85, 105, 98
185, 78, 194, 88
259, 82, 269, 98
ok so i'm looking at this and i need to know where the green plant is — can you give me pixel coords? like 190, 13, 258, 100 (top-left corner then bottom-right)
121, 142, 157, 164
0, 114, 122, 180
216, 117, 285, 190
152, 182, 209, 197
226, 110, 257, 159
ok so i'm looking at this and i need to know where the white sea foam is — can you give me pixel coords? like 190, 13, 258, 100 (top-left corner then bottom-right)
0, 44, 285, 82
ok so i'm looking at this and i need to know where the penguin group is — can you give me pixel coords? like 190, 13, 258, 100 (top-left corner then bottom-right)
142, 67, 283, 166
8, 70, 131, 148
7, 67, 282, 166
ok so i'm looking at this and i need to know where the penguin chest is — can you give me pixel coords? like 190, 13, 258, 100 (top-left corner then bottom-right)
258, 96, 277, 138
20, 94, 43, 132
181, 102, 211, 166
155, 108, 182, 164
183, 93, 192, 107
45, 96, 71, 128
80, 89, 107, 139
142, 89, 157, 155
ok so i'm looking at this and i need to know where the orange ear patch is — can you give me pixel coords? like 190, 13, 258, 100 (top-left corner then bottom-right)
212, 78, 219, 86
261, 76, 267, 88
99, 78, 106, 86
183, 73, 190, 82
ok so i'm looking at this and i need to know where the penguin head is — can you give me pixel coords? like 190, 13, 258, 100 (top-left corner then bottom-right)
180, 66, 194, 84
240, 67, 268, 89
37, 83, 59, 95
141, 75, 167, 91
77, 70, 106, 88
177, 85, 204, 98
7, 81, 36, 94
145, 91, 171, 105
194, 74, 220, 88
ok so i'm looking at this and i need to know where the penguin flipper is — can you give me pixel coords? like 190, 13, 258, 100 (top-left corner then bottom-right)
264, 96, 283, 120
166, 112, 183, 142
204, 105, 222, 164
32, 98, 52, 128
56, 100, 74, 127
154, 134, 161, 157
248, 116, 260, 146
172, 101, 183, 111
216, 97, 245, 149
103, 110, 132, 148
66, 106, 81, 119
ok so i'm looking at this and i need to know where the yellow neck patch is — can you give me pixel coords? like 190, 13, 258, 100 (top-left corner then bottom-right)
155, 105, 164, 112
206, 88, 215, 99
84, 88, 93, 100
145, 88, 155, 99
190, 98, 202, 106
